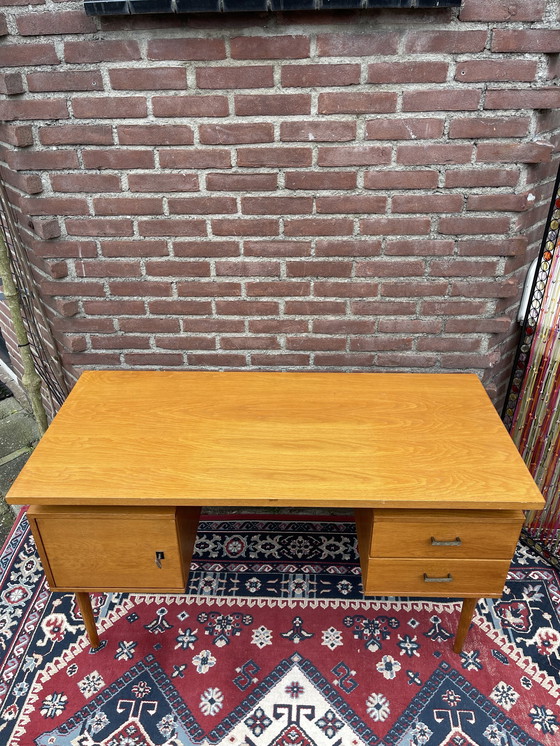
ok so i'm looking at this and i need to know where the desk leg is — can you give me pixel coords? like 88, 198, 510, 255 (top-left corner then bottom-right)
453, 598, 478, 654
75, 592, 100, 648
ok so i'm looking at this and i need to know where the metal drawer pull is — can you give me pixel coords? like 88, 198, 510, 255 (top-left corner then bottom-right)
431, 536, 462, 546
423, 573, 453, 583
155, 551, 165, 569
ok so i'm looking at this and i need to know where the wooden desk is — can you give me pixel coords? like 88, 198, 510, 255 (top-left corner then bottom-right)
6, 371, 544, 652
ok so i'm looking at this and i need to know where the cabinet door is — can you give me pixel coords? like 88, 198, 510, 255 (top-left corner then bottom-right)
28, 506, 200, 593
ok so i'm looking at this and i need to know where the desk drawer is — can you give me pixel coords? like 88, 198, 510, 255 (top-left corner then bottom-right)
362, 558, 511, 597
28, 506, 200, 593
356, 508, 524, 560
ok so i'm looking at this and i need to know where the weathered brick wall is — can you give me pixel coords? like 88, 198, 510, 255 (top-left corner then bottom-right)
0, 0, 559, 408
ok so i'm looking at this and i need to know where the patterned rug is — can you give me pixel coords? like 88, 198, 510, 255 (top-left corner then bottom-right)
1, 511, 560, 746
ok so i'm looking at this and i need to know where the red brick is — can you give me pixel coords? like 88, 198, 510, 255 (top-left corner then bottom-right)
368, 61, 448, 84
377, 353, 438, 368
64, 352, 120, 366
7, 150, 78, 170
382, 282, 448, 298
62, 336, 89, 353
456, 238, 526, 256
30, 239, 96, 260
77, 260, 142, 278
117, 125, 194, 145
467, 193, 532, 212
319, 92, 397, 115
0, 72, 24, 95
285, 172, 356, 190
176, 281, 241, 296
101, 240, 169, 257
212, 219, 279, 236
5, 172, 43, 194
397, 144, 472, 165
315, 240, 382, 257
84, 300, 147, 315
477, 142, 553, 164
222, 336, 280, 350
360, 217, 431, 235
430, 260, 499, 277
82, 149, 155, 170
156, 336, 217, 350
120, 319, 180, 333
235, 94, 310, 116
287, 261, 353, 277
65, 218, 133, 237
316, 353, 375, 367
318, 145, 391, 167
181, 319, 245, 333
350, 337, 413, 352
39, 124, 113, 146
245, 281, 310, 297
455, 60, 537, 83
286, 337, 346, 352
485, 88, 560, 110
313, 319, 377, 334
153, 95, 228, 117
91, 335, 150, 350
29, 219, 59, 241
351, 301, 416, 315
446, 317, 513, 332
128, 173, 199, 192
459, 0, 545, 21
449, 117, 530, 139
17, 11, 96, 36
73, 97, 147, 119
403, 31, 487, 54
27, 70, 103, 92
147, 38, 226, 60
421, 300, 489, 315
109, 67, 186, 90
41, 280, 104, 297
364, 170, 439, 190
249, 320, 308, 334
173, 240, 238, 258
392, 194, 463, 213
317, 33, 400, 57
93, 197, 162, 215
289, 301, 349, 314
244, 241, 311, 257
444, 168, 519, 188
316, 195, 387, 214
0, 124, 33, 147
282, 64, 360, 87
0, 99, 68, 121
280, 121, 356, 143
215, 300, 279, 315
109, 280, 173, 297
125, 353, 184, 366
206, 173, 276, 191
0, 13, 6, 35
438, 216, 511, 235
146, 260, 211, 277
242, 197, 313, 214
385, 240, 454, 256
366, 118, 444, 140
378, 319, 442, 333
199, 123, 273, 145
0, 43, 58, 67
160, 149, 231, 169
24, 197, 88, 216
169, 196, 236, 214
138, 219, 207, 237
148, 300, 212, 315
491, 30, 560, 53
254, 353, 311, 366
197, 66, 273, 89
356, 260, 424, 277
284, 218, 353, 236
65, 41, 141, 63
187, 353, 247, 366
403, 89, 481, 112
230, 36, 310, 59
237, 148, 312, 168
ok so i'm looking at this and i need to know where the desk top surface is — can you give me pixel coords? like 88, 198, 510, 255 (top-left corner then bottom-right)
7, 371, 544, 510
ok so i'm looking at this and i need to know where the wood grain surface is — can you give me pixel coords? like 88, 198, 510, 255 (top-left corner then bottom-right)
7, 371, 545, 510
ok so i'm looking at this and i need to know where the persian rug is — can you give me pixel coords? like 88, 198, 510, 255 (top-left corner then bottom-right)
1, 511, 560, 746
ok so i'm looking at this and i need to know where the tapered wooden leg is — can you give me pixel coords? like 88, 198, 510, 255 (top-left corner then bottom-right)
75, 592, 100, 648
453, 597, 478, 653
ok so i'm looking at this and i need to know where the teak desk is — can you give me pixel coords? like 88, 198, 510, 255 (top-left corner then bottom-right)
6, 371, 544, 653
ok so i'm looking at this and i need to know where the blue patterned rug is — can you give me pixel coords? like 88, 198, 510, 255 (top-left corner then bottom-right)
1, 511, 559, 745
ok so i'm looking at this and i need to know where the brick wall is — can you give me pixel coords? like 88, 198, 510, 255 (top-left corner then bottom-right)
0, 0, 559, 408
